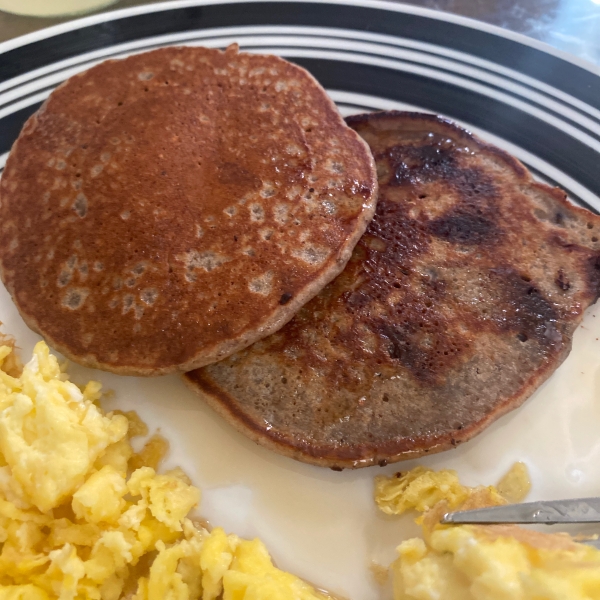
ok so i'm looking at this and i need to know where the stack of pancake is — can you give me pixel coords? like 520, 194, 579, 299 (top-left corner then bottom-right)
2, 45, 599, 469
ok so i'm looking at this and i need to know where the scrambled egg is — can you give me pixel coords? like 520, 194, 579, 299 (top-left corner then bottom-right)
375, 465, 600, 600
0, 339, 328, 600
375, 466, 508, 516
496, 461, 531, 505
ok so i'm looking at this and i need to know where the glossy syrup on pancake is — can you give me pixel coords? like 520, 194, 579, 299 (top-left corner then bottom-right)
0, 45, 377, 375
185, 111, 600, 469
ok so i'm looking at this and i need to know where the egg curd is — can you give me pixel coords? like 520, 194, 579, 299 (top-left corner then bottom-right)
376, 466, 600, 600
0, 338, 328, 600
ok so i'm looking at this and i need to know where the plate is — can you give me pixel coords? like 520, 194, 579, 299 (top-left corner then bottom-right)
1, 2, 600, 598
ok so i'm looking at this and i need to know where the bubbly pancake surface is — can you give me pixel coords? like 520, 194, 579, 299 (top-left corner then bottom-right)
0, 45, 377, 375
185, 111, 600, 469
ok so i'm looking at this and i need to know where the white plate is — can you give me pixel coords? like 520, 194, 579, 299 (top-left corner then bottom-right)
1, 2, 600, 598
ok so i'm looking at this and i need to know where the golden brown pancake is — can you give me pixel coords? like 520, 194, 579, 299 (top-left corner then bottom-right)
0, 45, 377, 376
185, 111, 600, 469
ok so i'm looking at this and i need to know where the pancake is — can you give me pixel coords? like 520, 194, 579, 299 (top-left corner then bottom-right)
0, 45, 377, 376
185, 111, 600, 469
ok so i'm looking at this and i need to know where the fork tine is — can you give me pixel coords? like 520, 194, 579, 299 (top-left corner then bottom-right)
442, 497, 600, 525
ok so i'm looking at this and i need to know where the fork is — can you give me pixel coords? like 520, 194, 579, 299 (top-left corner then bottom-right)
442, 497, 600, 549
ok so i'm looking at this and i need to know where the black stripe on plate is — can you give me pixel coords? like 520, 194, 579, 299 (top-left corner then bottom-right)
245, 44, 600, 141
0, 87, 54, 112
3, 29, 597, 134
337, 103, 377, 113
2, 37, 599, 146
0, 104, 36, 155
0, 2, 598, 110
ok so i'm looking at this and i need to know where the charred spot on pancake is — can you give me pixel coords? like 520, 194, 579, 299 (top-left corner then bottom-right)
429, 208, 497, 245
383, 139, 458, 186
284, 198, 473, 386
489, 268, 560, 345
279, 293, 293, 305
384, 138, 502, 247
448, 167, 498, 199
383, 135, 498, 195
366, 292, 469, 385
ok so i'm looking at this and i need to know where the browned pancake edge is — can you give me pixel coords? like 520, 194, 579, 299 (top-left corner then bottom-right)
185, 111, 600, 469
0, 45, 377, 376
184, 341, 571, 468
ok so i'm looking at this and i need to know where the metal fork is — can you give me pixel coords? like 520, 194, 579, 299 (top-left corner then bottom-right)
442, 497, 600, 549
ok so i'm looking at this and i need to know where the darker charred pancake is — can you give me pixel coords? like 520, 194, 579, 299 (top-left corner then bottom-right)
185, 111, 600, 469
0, 45, 377, 376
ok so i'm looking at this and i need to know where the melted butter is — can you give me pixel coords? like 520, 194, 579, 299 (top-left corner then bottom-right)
2, 284, 600, 599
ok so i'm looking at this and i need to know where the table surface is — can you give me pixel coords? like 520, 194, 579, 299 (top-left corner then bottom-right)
1, 0, 600, 68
